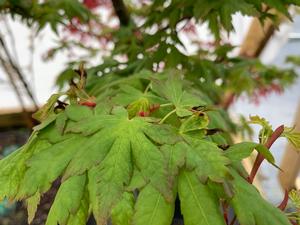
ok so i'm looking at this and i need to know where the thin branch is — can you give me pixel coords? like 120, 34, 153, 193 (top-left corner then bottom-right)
2, 16, 20, 66
0, 55, 26, 110
111, 0, 130, 26
248, 125, 285, 183
277, 190, 289, 211
0, 33, 38, 110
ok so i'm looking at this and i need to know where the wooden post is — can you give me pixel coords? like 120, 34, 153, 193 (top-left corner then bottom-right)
278, 101, 300, 191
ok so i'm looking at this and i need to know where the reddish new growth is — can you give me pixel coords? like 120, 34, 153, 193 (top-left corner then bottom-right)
149, 104, 160, 113
248, 125, 284, 184
138, 111, 150, 117
138, 104, 160, 117
80, 101, 97, 108
252, 83, 283, 105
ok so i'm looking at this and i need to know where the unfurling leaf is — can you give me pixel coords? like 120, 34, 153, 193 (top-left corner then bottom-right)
282, 127, 300, 150
249, 115, 273, 144
32, 94, 61, 122
289, 189, 300, 209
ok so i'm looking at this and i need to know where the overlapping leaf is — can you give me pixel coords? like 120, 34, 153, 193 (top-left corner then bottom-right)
185, 140, 231, 183
229, 170, 291, 225
151, 75, 207, 117
178, 170, 226, 225
46, 174, 88, 225
133, 184, 174, 225
0, 134, 51, 199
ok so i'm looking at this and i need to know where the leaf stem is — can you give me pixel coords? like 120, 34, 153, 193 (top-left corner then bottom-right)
159, 109, 176, 124
277, 190, 289, 211
144, 82, 152, 93
160, 103, 173, 108
248, 125, 284, 183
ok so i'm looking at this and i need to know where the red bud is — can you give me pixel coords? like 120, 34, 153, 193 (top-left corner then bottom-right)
80, 101, 97, 108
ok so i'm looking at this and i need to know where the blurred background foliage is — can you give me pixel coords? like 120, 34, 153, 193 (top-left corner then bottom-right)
1, 0, 300, 224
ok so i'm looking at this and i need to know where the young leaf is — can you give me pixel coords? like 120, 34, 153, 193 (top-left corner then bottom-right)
282, 127, 300, 150
180, 113, 209, 133
249, 115, 273, 143
178, 170, 226, 225
32, 94, 61, 122
225, 142, 275, 164
151, 75, 206, 117
289, 189, 300, 209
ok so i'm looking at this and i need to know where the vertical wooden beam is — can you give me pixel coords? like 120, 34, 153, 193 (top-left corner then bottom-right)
239, 18, 274, 58
278, 101, 300, 191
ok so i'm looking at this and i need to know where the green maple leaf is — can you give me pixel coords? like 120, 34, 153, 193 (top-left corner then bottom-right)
225, 142, 275, 164
133, 184, 174, 225
66, 191, 89, 225
26, 191, 40, 224
68, 107, 173, 224
178, 170, 226, 225
16, 136, 85, 198
185, 139, 231, 183
46, 174, 88, 225
0, 134, 51, 200
151, 74, 206, 117
161, 142, 186, 188
111, 192, 135, 225
113, 84, 164, 107
64, 104, 94, 121
229, 170, 290, 225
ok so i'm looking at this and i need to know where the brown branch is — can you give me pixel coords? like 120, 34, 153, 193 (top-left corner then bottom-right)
0, 33, 38, 110
111, 0, 130, 26
248, 125, 285, 183
277, 190, 289, 211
